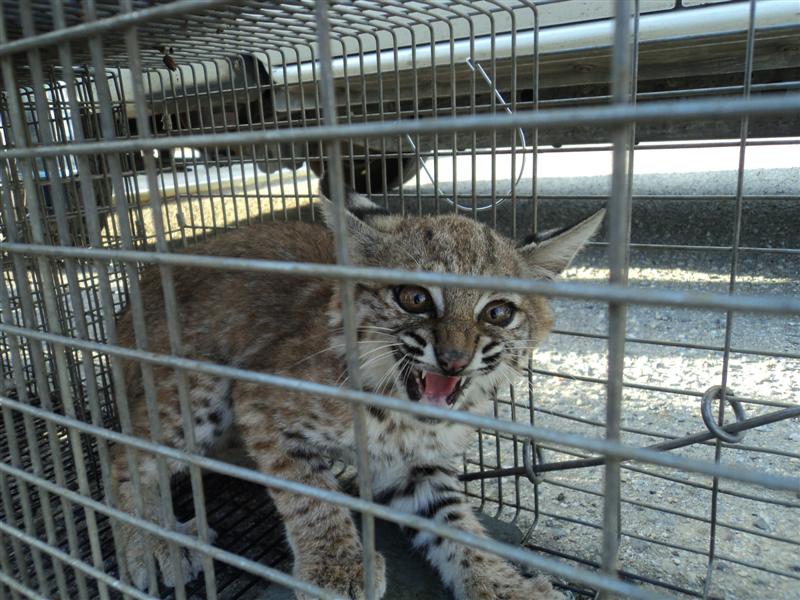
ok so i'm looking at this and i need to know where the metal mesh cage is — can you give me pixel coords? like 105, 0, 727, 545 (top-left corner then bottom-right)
0, 1, 798, 599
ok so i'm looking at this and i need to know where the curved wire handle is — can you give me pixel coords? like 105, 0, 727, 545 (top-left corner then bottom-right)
701, 385, 747, 444
406, 58, 528, 212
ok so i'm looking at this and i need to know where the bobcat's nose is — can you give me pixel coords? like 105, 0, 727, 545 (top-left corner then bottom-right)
436, 348, 471, 375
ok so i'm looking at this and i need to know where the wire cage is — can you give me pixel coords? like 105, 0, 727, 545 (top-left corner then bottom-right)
0, 1, 798, 599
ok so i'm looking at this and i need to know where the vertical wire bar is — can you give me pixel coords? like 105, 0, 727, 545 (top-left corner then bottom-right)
171, 62, 201, 236
51, 28, 157, 593
0, 469, 28, 597
601, 1, 636, 594
177, 64, 203, 238
704, 1, 757, 597
197, 62, 223, 230
24, 46, 115, 600
625, 0, 641, 268
118, 1, 219, 595
448, 13, 457, 214
273, 50, 290, 221
82, 1, 186, 593
528, 358, 541, 533
431, 9, 440, 213
468, 5, 478, 218
291, 44, 313, 218
262, 53, 279, 221
0, 277, 53, 596
191, 64, 217, 234
275, 51, 291, 221
489, 8, 497, 228
0, 112, 49, 598
315, 2, 377, 598
508, 2, 518, 239
0, 7, 89, 597
0, 185, 71, 600
23, 9, 123, 596
0, 526, 22, 600
530, 4, 540, 234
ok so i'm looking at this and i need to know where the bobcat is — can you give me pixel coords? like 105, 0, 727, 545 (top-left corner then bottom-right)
111, 185, 604, 599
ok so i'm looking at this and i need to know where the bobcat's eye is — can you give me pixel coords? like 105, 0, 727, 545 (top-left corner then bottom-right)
480, 300, 515, 327
394, 285, 434, 314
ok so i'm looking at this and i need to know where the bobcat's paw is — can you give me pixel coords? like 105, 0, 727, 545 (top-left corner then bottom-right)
513, 575, 566, 600
294, 550, 386, 600
121, 518, 216, 589
466, 572, 564, 600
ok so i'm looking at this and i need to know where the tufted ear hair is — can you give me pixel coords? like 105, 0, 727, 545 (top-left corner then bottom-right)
318, 174, 388, 261
517, 209, 606, 279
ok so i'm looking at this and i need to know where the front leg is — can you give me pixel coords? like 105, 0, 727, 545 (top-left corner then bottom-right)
235, 385, 386, 599
387, 465, 561, 600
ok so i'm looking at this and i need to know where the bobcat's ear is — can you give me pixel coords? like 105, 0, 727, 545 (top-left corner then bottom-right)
318, 175, 388, 260
517, 209, 605, 279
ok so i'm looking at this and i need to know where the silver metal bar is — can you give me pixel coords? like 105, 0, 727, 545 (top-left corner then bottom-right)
3, 93, 799, 160
49, 20, 157, 592
0, 400, 674, 600
19, 5, 113, 597
462, 404, 800, 477
0, 0, 246, 57
472, 488, 800, 582
467, 458, 800, 548
82, 1, 186, 592
0, 519, 159, 600
4, 241, 800, 316
0, 5, 90, 596
706, 2, 759, 596
0, 343, 798, 492
0, 483, 342, 600
550, 328, 800, 362
315, 2, 378, 597
0, 570, 50, 600
602, 2, 635, 592
118, 0, 219, 594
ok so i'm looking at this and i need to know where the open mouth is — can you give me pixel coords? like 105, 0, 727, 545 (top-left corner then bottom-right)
405, 366, 467, 407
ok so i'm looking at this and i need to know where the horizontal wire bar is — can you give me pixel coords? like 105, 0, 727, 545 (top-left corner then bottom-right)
485, 409, 800, 464
526, 442, 800, 509
0, 404, 667, 599
0, 0, 247, 58
0, 324, 798, 492
3, 241, 800, 316
474, 490, 800, 582
529, 367, 796, 409
518, 540, 706, 599
716, 552, 800, 581
2, 93, 800, 160
0, 461, 345, 600
0, 519, 156, 600
0, 570, 50, 600
460, 404, 800, 480
473, 491, 715, 562
520, 403, 800, 461
551, 328, 800, 362
518, 475, 800, 547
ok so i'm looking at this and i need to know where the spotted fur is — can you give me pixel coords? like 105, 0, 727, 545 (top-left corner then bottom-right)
110, 188, 603, 598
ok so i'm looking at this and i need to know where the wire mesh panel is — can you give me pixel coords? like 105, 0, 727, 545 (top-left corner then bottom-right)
0, 1, 798, 599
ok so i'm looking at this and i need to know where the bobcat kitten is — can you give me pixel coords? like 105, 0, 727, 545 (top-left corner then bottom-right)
111, 187, 604, 599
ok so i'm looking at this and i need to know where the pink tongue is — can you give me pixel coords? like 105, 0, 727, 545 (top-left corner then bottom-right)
421, 372, 460, 405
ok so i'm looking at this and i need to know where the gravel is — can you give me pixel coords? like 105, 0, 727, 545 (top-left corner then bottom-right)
458, 179, 800, 599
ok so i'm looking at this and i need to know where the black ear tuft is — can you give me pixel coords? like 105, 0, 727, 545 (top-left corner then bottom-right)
518, 208, 606, 278
518, 225, 572, 248
318, 172, 390, 221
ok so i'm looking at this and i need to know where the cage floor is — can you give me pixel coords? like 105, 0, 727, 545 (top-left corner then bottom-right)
1, 468, 291, 599
0, 414, 602, 600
